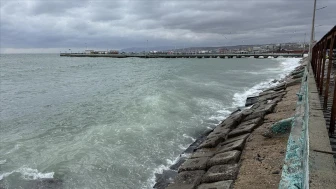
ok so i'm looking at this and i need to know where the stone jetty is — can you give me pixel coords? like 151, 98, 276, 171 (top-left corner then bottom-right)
154, 61, 306, 189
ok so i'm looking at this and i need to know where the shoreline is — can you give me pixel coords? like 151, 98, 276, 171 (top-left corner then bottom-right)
153, 58, 305, 189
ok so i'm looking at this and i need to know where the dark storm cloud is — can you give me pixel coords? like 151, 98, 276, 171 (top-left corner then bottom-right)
0, 0, 335, 53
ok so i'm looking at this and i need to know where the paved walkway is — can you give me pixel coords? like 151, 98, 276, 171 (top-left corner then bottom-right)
319, 59, 336, 164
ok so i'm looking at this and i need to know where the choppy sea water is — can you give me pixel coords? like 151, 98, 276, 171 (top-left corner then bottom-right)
0, 54, 300, 188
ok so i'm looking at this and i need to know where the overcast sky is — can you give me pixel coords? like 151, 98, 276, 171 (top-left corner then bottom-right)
0, 0, 335, 53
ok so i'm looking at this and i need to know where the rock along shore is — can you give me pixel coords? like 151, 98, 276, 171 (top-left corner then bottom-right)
153, 58, 306, 189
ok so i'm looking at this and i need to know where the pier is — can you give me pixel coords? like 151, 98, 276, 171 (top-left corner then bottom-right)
60, 53, 303, 59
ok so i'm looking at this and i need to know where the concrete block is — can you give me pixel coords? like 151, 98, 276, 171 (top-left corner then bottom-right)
179, 157, 209, 172
244, 110, 266, 121
207, 150, 241, 168
201, 164, 239, 183
207, 128, 229, 140
197, 180, 233, 189
259, 90, 276, 97
266, 83, 286, 92
198, 136, 223, 149
271, 96, 282, 104
258, 91, 286, 102
218, 113, 243, 129
264, 103, 277, 113
240, 117, 262, 127
241, 109, 254, 117
216, 139, 246, 153
166, 170, 205, 189
245, 96, 258, 106
228, 123, 258, 138
191, 150, 215, 159
223, 133, 250, 145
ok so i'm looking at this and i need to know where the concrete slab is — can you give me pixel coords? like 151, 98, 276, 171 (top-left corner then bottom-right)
241, 109, 254, 118
197, 180, 233, 189
240, 117, 263, 127
179, 157, 209, 173
218, 113, 243, 129
190, 150, 215, 159
207, 128, 229, 140
244, 110, 266, 121
228, 123, 258, 138
201, 164, 239, 183
223, 133, 250, 145
245, 96, 258, 106
198, 136, 223, 149
166, 170, 205, 189
216, 139, 245, 153
207, 150, 241, 168
259, 90, 276, 96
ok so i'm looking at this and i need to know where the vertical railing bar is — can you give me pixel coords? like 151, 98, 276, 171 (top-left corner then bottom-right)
319, 41, 328, 95
324, 34, 335, 110
329, 34, 336, 134
316, 44, 322, 88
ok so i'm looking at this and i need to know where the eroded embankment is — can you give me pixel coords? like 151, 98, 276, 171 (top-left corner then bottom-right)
154, 60, 305, 189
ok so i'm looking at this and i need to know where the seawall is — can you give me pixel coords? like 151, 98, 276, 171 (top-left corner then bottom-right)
153, 59, 306, 189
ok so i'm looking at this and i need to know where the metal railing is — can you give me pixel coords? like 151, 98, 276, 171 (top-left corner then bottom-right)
311, 25, 336, 135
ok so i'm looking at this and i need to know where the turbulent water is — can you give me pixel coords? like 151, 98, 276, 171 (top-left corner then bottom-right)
0, 54, 300, 189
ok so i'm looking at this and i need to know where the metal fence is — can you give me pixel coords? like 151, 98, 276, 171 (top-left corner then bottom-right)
311, 25, 336, 135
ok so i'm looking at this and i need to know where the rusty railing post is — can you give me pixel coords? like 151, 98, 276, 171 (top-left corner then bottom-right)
319, 40, 328, 95
328, 34, 336, 134
316, 44, 323, 88
324, 35, 335, 110
312, 46, 316, 74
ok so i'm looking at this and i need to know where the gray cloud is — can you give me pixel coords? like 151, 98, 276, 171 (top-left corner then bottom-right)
0, 0, 335, 53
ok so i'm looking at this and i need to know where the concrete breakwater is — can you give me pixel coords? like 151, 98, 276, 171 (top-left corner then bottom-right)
153, 62, 305, 189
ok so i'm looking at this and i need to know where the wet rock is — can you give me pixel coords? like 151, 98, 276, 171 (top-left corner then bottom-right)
223, 133, 250, 145
154, 170, 178, 189
170, 157, 187, 170
183, 135, 208, 154
245, 96, 258, 107
197, 180, 233, 189
201, 164, 239, 183
207, 150, 241, 168
228, 123, 258, 138
166, 170, 205, 189
178, 157, 209, 173
216, 139, 246, 153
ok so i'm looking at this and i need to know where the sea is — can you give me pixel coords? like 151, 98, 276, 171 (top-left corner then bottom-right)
0, 54, 300, 189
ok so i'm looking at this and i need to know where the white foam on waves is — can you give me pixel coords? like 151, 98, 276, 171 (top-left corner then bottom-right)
0, 167, 54, 181
146, 58, 301, 188
232, 58, 300, 107
143, 155, 180, 189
